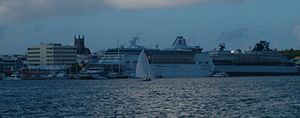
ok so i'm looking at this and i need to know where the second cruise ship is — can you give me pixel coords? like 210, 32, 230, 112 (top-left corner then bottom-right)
208, 41, 298, 76
99, 36, 215, 78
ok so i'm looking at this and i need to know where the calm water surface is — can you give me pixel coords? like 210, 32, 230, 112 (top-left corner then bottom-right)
0, 76, 300, 117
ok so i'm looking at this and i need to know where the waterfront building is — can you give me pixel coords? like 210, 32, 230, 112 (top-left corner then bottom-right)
0, 55, 26, 74
27, 43, 77, 67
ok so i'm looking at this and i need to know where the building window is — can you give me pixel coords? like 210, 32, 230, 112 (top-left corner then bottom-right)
28, 48, 40, 50
27, 52, 40, 54
27, 56, 40, 58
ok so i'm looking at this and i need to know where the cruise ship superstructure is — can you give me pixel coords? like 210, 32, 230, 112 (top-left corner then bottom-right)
208, 41, 298, 76
99, 36, 215, 78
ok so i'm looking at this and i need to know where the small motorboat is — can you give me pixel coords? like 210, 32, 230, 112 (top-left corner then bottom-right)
3, 73, 22, 80
212, 71, 229, 77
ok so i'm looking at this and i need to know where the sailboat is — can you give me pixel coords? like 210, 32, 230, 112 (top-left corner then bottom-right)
136, 50, 154, 81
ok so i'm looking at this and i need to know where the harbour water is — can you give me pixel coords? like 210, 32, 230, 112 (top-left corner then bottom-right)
0, 76, 299, 117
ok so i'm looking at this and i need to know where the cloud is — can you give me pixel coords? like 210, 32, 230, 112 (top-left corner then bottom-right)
0, 0, 106, 24
105, 0, 249, 9
0, 0, 247, 24
104, 0, 202, 9
294, 25, 300, 44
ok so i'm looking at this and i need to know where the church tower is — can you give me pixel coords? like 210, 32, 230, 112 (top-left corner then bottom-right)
74, 35, 91, 55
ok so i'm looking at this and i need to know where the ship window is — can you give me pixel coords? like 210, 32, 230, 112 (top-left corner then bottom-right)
198, 62, 203, 65
151, 54, 194, 64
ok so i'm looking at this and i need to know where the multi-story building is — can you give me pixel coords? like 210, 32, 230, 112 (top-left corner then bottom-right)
27, 43, 77, 67
0, 55, 26, 74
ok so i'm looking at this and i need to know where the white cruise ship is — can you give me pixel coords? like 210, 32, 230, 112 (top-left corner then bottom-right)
208, 41, 299, 76
99, 36, 215, 78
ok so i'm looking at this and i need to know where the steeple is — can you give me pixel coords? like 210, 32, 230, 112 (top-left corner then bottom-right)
73, 34, 91, 55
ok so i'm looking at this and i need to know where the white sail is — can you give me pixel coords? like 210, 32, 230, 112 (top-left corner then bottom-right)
136, 50, 154, 79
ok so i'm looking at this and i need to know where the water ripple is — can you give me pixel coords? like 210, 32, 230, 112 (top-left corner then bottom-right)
0, 76, 300, 117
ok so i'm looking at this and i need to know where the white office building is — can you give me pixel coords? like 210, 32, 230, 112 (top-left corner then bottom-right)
27, 43, 77, 67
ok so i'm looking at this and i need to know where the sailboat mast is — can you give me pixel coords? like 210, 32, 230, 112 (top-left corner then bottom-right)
117, 40, 121, 77
145, 53, 149, 78
144, 51, 152, 78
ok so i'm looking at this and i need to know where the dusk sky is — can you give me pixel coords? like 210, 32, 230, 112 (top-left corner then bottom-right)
0, 0, 300, 54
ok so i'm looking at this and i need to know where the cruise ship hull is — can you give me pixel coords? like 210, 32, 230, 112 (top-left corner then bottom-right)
152, 64, 213, 78
215, 65, 299, 76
